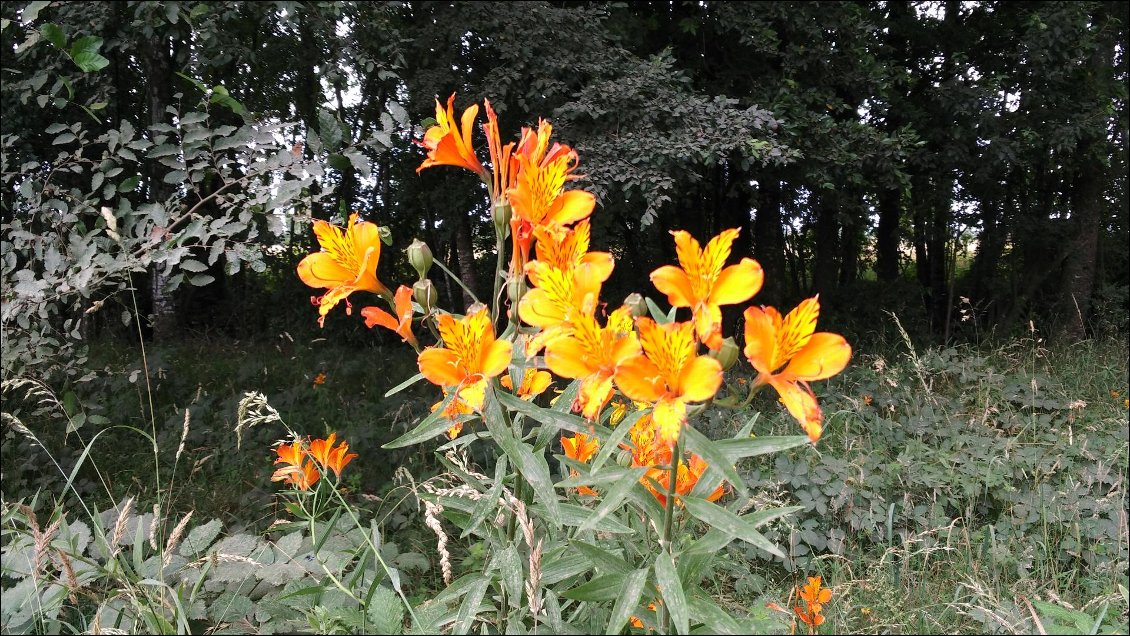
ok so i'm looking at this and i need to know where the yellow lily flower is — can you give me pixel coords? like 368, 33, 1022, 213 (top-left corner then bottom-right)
650, 228, 763, 350
743, 297, 852, 443
418, 307, 512, 418
543, 306, 640, 420
614, 318, 723, 447
297, 213, 390, 326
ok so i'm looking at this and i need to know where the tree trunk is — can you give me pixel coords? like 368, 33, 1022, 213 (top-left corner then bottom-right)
452, 214, 479, 309
754, 174, 787, 305
142, 25, 177, 342
812, 193, 840, 296
876, 187, 901, 282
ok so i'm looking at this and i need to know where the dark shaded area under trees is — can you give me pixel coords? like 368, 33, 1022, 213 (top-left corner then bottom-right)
3, 1, 1127, 356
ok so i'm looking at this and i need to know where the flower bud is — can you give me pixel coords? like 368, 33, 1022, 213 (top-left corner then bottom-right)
710, 336, 741, 371
492, 201, 512, 235
624, 293, 648, 318
616, 449, 633, 468
507, 276, 524, 303
413, 279, 438, 313
407, 239, 433, 280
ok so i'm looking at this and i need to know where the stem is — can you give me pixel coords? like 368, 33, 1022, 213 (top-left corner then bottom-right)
657, 435, 684, 633
432, 258, 481, 306
491, 222, 507, 325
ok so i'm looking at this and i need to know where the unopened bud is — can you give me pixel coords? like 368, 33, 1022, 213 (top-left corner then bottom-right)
616, 449, 633, 468
624, 293, 648, 318
507, 277, 524, 303
492, 201, 512, 235
466, 301, 488, 316
407, 239, 433, 280
711, 336, 740, 371
413, 279, 438, 313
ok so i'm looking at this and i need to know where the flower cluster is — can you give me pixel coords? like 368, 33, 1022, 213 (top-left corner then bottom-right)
295, 93, 852, 505
270, 433, 357, 491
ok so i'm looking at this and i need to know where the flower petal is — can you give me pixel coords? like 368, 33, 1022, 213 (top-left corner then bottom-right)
480, 339, 513, 379
771, 377, 823, 443
743, 305, 781, 375
650, 265, 695, 308
615, 355, 666, 403
784, 333, 852, 381
710, 258, 763, 305
361, 306, 400, 331
418, 348, 466, 387
549, 189, 595, 226
297, 252, 355, 289
677, 355, 722, 402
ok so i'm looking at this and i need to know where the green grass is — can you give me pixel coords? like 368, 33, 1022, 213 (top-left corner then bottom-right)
701, 332, 1129, 634
3, 329, 1127, 633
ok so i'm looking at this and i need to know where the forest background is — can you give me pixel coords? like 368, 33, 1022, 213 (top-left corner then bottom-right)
1, 1, 1128, 634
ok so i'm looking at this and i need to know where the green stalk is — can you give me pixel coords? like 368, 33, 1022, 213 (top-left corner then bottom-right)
657, 435, 684, 633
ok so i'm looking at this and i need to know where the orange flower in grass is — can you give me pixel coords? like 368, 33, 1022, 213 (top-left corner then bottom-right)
362, 285, 417, 348
743, 297, 852, 443
307, 433, 358, 479
650, 228, 763, 350
507, 119, 595, 269
615, 318, 723, 448
794, 576, 832, 632
271, 441, 319, 491
417, 94, 486, 178
544, 306, 640, 420
298, 213, 390, 327
418, 307, 512, 436
561, 432, 600, 497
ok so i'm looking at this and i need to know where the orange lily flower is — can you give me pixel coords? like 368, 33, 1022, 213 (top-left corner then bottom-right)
417, 94, 486, 178
622, 412, 672, 469
561, 432, 600, 497
531, 221, 614, 284
544, 306, 640, 420
501, 368, 553, 400
743, 297, 852, 443
362, 285, 418, 348
484, 99, 517, 204
307, 433, 358, 479
507, 119, 594, 268
271, 440, 320, 491
418, 307, 512, 416
615, 318, 723, 447
643, 453, 725, 507
297, 213, 390, 327
650, 229, 763, 350
517, 259, 605, 349
430, 382, 486, 439
794, 576, 832, 632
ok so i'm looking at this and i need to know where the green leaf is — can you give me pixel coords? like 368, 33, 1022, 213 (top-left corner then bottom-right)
328, 153, 351, 171
590, 408, 645, 473
483, 389, 561, 528
318, 108, 343, 151
383, 372, 424, 397
655, 551, 689, 635
40, 23, 64, 49
714, 435, 810, 460
605, 568, 648, 635
461, 456, 507, 538
21, 1, 50, 25
688, 594, 744, 635
561, 572, 626, 602
569, 540, 631, 575
575, 466, 648, 535
69, 36, 109, 72
453, 575, 489, 635
382, 392, 467, 448
494, 545, 523, 609
552, 503, 635, 535
118, 176, 140, 192
682, 496, 787, 560
497, 389, 595, 438
682, 424, 746, 496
